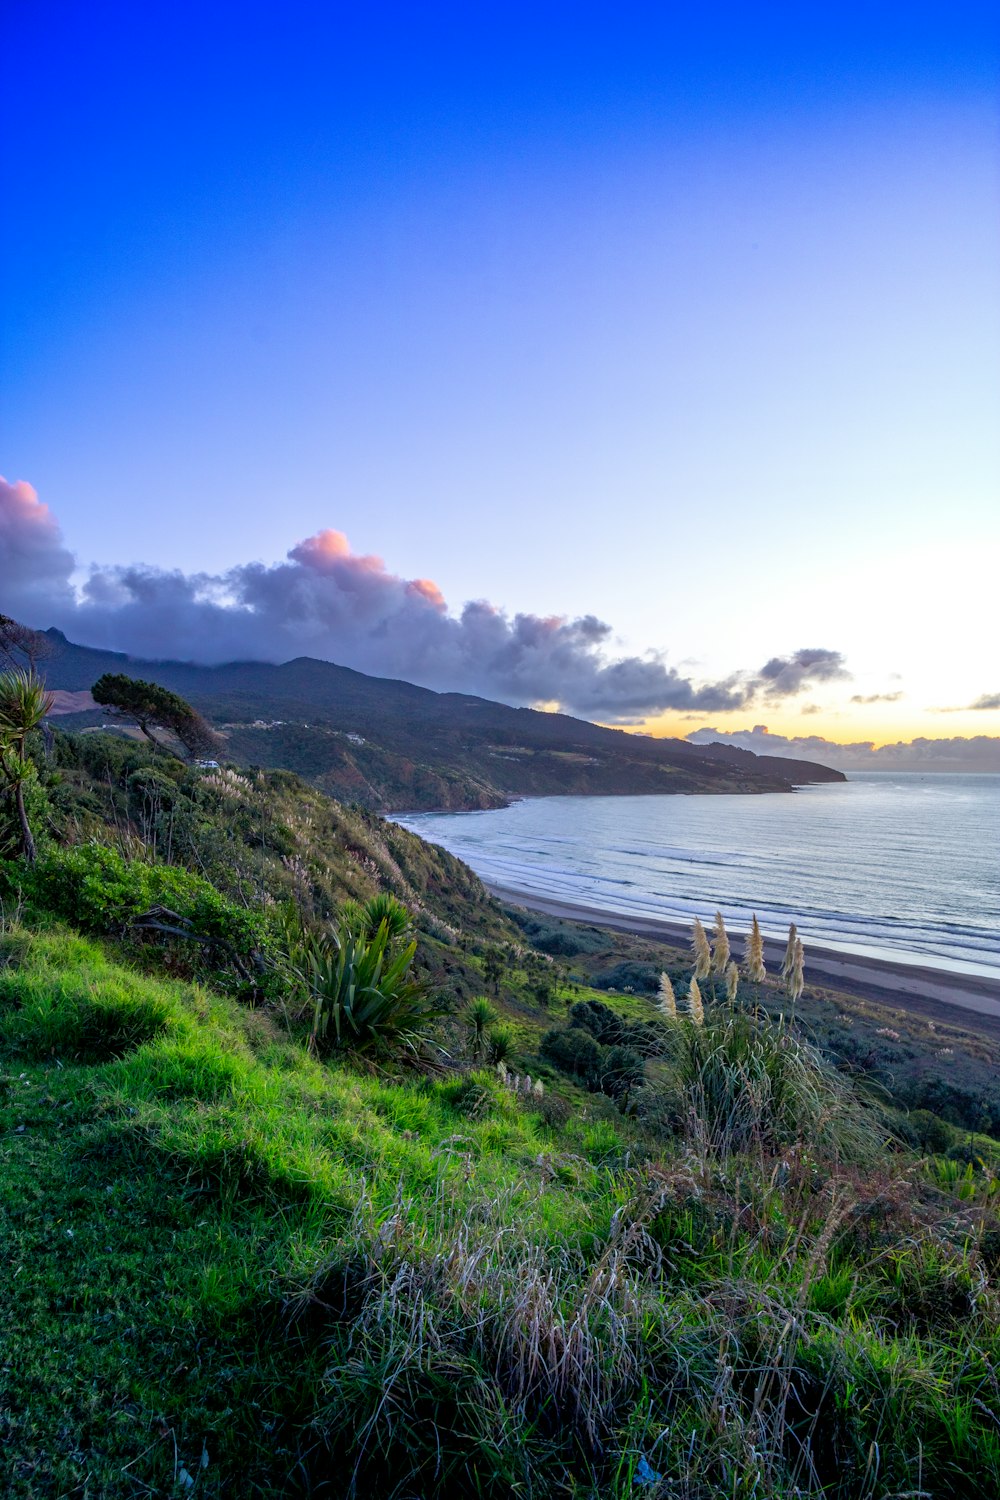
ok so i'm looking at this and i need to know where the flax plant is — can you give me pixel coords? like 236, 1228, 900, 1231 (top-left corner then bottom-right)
691, 918, 712, 981
657, 971, 677, 1020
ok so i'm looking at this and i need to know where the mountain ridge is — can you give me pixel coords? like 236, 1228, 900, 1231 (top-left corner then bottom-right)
35, 626, 846, 810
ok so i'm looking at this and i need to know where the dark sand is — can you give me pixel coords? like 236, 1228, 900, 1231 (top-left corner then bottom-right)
487, 882, 1000, 1039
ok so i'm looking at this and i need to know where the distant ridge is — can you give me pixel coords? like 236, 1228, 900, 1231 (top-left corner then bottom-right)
36, 627, 846, 811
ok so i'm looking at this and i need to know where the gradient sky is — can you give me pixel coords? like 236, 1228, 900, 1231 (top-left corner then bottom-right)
2, 2, 998, 754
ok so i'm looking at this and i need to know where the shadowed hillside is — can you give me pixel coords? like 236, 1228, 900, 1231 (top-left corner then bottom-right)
35, 627, 845, 811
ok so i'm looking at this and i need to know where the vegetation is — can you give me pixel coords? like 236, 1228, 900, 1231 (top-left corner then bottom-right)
2, 723, 999, 1496
92, 672, 220, 759
34, 622, 845, 811
0, 668, 54, 862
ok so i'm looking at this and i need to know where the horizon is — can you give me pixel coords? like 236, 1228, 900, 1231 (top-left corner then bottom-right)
3, 2, 998, 770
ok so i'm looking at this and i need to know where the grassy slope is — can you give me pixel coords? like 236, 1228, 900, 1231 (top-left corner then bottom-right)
4, 734, 1000, 1497
1, 928, 608, 1498
4, 927, 1000, 1499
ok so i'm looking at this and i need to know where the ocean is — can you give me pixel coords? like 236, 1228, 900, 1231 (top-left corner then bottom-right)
395, 773, 1000, 980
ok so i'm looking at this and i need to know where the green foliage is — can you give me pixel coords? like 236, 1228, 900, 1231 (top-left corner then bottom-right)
302, 917, 444, 1056
0, 930, 175, 1060
569, 997, 667, 1056
0, 668, 54, 861
588, 958, 661, 995
1, 843, 276, 999
510, 908, 606, 957
3, 924, 1000, 1499
482, 944, 506, 993
669, 1010, 881, 1160
485, 1022, 516, 1064
361, 890, 410, 939
92, 672, 218, 758
467, 995, 497, 1059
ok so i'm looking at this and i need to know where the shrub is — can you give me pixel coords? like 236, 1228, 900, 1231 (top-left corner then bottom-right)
587, 960, 660, 995
570, 998, 667, 1057
485, 1023, 516, 1065
540, 1025, 603, 1084
303, 919, 445, 1057
670, 1011, 881, 1161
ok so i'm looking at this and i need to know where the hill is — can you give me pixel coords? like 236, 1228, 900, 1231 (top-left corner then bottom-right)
2, 731, 998, 1497
35, 627, 845, 810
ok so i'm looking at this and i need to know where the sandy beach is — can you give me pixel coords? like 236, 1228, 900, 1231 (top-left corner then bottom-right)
487, 881, 1000, 1038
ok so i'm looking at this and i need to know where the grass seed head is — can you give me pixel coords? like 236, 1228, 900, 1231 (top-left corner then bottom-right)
711, 910, 731, 973
691, 919, 712, 980
658, 971, 677, 1020
744, 914, 766, 984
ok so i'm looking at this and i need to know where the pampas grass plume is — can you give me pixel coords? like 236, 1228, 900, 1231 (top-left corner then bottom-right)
711, 909, 731, 973
744, 914, 766, 984
691, 919, 712, 980
781, 922, 799, 980
787, 935, 805, 1005
687, 975, 705, 1025
725, 960, 739, 1004
658, 971, 677, 1020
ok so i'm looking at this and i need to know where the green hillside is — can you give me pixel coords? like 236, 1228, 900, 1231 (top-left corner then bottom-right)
1, 726, 998, 1498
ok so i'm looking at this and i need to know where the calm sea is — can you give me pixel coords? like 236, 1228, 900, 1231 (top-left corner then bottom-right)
396, 773, 1000, 980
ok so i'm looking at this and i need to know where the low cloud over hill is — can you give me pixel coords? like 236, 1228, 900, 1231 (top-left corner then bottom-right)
688, 725, 1000, 773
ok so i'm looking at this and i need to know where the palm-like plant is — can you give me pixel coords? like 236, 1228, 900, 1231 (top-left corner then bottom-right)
0, 669, 54, 863
467, 996, 497, 1060
304, 917, 443, 1056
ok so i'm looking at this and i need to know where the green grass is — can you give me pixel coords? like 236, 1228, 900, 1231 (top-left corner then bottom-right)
3, 925, 1000, 1498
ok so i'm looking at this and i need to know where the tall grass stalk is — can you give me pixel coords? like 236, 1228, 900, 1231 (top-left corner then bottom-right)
691, 918, 712, 981
658, 971, 677, 1020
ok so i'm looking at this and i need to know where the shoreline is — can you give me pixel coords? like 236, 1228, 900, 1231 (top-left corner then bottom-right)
485, 881, 1000, 1034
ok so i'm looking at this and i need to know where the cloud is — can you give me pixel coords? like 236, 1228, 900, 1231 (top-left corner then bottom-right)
850, 691, 904, 704
970, 692, 1000, 711
688, 724, 1000, 773
0, 477, 76, 618
752, 648, 850, 698
0, 478, 849, 721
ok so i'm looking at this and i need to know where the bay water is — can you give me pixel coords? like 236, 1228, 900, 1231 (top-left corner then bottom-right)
396, 773, 1000, 980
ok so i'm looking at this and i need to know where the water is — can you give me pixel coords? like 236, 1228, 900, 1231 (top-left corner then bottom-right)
396, 774, 1000, 980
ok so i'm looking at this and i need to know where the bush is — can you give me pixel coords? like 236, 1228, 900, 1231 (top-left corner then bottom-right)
570, 998, 667, 1057
1, 842, 277, 1000
302, 918, 446, 1057
540, 1025, 603, 1084
908, 1108, 957, 1155
670, 1011, 881, 1161
587, 960, 660, 995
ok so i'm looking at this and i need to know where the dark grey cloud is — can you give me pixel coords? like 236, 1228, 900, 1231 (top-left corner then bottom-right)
850, 691, 904, 704
1, 480, 842, 721
970, 692, 1000, 711
688, 724, 1000, 773
753, 648, 850, 698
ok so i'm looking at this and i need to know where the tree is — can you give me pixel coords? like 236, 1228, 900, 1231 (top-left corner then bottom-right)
92, 674, 220, 760
0, 616, 51, 673
482, 945, 506, 995
0, 669, 54, 863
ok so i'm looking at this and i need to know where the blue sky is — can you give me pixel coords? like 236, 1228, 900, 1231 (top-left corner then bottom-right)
2, 2, 998, 751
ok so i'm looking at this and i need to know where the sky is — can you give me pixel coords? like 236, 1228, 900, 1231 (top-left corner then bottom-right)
2, 1, 999, 768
